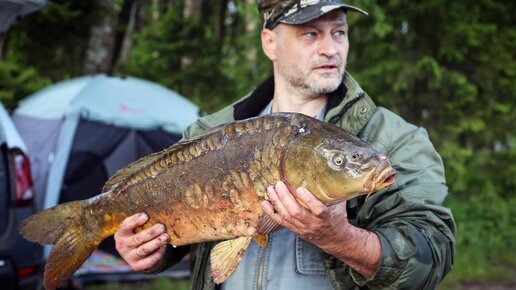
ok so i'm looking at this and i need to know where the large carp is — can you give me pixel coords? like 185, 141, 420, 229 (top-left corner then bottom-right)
20, 112, 395, 290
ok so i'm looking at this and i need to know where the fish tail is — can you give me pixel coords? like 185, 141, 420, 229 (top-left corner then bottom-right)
20, 200, 103, 290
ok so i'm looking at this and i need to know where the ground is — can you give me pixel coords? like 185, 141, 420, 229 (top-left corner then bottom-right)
80, 278, 516, 290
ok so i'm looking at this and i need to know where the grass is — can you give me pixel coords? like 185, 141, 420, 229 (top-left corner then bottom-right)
437, 196, 516, 289
84, 277, 190, 290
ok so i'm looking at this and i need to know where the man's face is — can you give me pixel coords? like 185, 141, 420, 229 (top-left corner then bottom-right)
272, 10, 349, 95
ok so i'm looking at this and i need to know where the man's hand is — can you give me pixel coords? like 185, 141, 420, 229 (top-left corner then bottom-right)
114, 213, 170, 273
261, 181, 348, 246
262, 181, 381, 279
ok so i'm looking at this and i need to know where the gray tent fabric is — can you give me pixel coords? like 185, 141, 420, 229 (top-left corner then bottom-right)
9, 114, 60, 210
0, 0, 47, 35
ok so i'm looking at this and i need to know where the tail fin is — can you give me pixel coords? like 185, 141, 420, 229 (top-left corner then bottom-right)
20, 201, 102, 290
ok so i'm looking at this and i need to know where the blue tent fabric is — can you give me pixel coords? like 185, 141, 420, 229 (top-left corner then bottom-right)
16, 74, 199, 133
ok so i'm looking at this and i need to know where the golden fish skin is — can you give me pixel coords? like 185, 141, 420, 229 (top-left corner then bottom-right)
19, 112, 395, 290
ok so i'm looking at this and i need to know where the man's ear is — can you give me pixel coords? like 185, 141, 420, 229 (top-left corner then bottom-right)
261, 29, 277, 61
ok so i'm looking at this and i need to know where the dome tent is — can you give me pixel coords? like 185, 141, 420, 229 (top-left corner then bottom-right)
13, 74, 199, 211
11, 74, 197, 282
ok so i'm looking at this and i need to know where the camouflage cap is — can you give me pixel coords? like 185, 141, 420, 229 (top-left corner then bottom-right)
258, 0, 368, 30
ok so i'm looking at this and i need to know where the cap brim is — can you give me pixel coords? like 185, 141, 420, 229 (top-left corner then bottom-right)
279, 3, 368, 26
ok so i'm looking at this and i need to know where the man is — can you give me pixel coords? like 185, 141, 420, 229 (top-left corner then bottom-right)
114, 1, 456, 289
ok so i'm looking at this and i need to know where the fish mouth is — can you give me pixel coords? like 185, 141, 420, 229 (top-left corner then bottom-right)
372, 166, 396, 191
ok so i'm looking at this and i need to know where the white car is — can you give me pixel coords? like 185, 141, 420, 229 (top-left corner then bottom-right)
0, 102, 44, 290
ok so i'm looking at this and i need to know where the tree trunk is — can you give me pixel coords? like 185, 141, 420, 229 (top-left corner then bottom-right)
82, 0, 117, 75
244, 0, 258, 63
0, 37, 4, 60
183, 0, 202, 19
117, 0, 139, 64
213, 0, 228, 41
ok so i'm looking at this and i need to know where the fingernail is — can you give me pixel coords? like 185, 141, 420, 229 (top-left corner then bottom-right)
140, 213, 148, 222
161, 234, 170, 242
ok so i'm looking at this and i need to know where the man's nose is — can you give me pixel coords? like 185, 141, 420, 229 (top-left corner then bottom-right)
317, 34, 338, 57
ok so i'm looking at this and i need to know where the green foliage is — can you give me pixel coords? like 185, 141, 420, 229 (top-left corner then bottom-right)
0, 60, 51, 110
120, 1, 271, 113
347, 0, 516, 282
348, 0, 516, 197
120, 1, 230, 111
4, 0, 93, 80
445, 196, 516, 282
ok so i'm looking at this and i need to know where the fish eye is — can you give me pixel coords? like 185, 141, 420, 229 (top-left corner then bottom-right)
332, 153, 345, 167
351, 153, 360, 160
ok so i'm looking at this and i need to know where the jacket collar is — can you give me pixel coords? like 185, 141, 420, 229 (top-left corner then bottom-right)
233, 72, 376, 135
233, 75, 348, 121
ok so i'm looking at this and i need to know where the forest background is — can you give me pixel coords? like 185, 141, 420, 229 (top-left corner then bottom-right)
1, 0, 515, 288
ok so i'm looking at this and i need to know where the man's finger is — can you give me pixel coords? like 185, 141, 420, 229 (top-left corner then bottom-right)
129, 223, 166, 248
267, 184, 291, 220
117, 213, 148, 237
130, 242, 168, 272
296, 187, 327, 217
274, 182, 305, 215
134, 233, 169, 259
262, 200, 285, 225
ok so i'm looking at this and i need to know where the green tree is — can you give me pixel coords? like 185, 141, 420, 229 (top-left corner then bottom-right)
120, 0, 271, 113
348, 0, 516, 199
347, 0, 516, 282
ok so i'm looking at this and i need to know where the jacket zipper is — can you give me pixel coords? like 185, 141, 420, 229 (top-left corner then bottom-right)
328, 92, 364, 125
257, 246, 267, 290
193, 243, 215, 290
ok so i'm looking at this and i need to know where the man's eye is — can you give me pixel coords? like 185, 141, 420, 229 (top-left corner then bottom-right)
304, 31, 317, 38
334, 30, 346, 38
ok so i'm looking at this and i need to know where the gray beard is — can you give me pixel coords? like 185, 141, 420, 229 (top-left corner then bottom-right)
276, 56, 345, 97
303, 74, 342, 95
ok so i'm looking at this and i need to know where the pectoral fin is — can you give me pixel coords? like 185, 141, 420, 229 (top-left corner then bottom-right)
254, 235, 268, 248
256, 215, 282, 235
210, 236, 252, 284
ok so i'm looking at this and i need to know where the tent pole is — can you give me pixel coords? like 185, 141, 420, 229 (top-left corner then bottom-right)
43, 110, 81, 257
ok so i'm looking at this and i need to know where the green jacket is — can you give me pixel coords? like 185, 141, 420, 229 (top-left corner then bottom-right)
175, 73, 456, 290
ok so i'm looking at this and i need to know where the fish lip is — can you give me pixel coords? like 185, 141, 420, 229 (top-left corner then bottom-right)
373, 167, 396, 190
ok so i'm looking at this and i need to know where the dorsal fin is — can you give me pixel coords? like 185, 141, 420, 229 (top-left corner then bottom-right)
101, 114, 293, 193
101, 124, 228, 193
102, 150, 165, 192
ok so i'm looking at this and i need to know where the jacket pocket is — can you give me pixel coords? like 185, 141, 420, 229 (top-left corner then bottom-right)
295, 236, 327, 275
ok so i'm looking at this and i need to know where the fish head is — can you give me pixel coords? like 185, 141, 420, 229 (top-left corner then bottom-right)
284, 116, 396, 204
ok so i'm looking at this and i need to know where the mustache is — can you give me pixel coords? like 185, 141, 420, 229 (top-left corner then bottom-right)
311, 58, 342, 68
